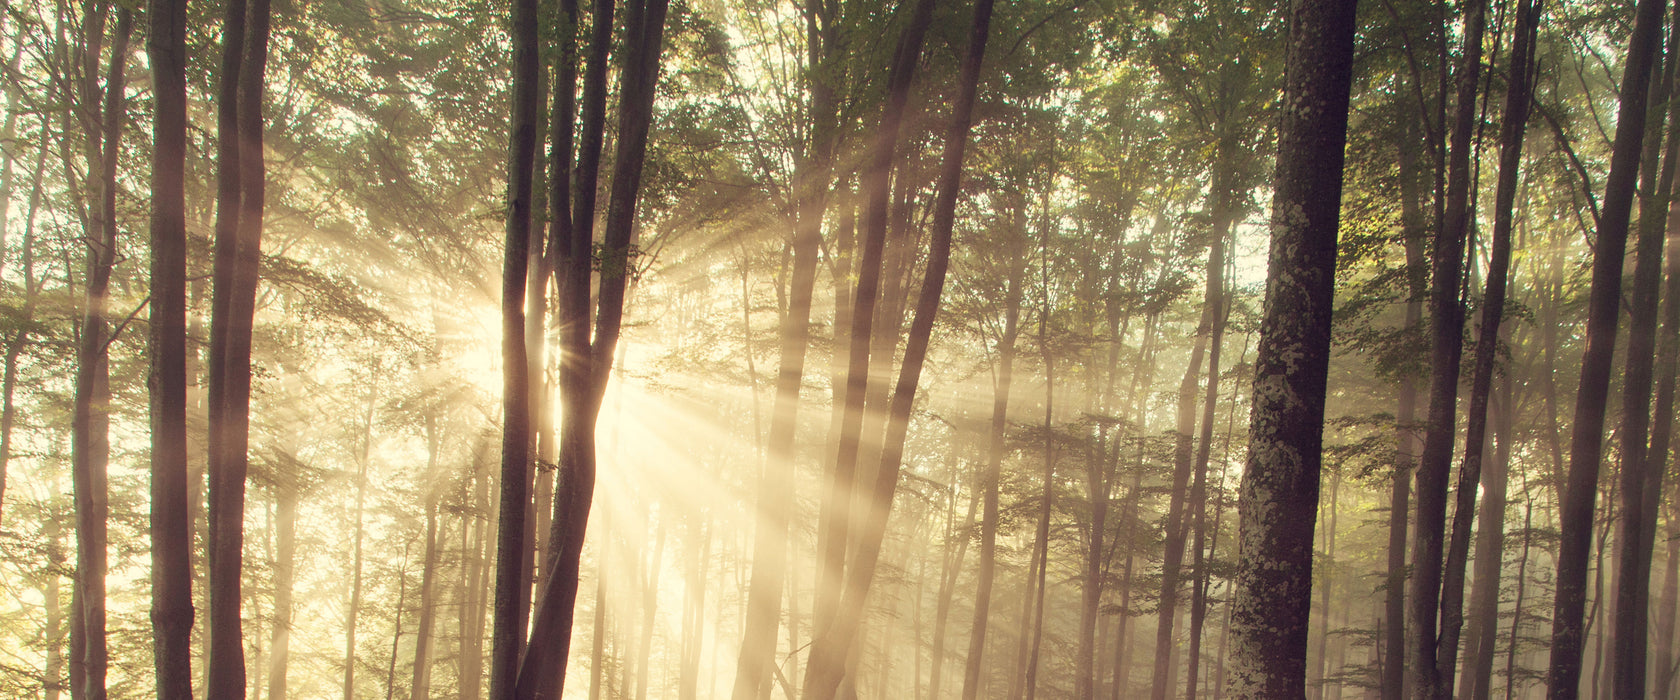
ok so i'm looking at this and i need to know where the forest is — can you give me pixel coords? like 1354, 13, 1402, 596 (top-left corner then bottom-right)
0, 0, 1674, 697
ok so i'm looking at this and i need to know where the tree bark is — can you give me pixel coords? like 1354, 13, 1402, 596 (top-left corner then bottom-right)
1612, 1, 1680, 694
146, 0, 192, 695
1546, 0, 1668, 693
518, 0, 670, 693
206, 0, 271, 695
70, 10, 130, 699
1462, 370, 1515, 700
1440, 1, 1539, 694
1227, 0, 1356, 694
1408, 0, 1487, 694
1186, 176, 1234, 700
488, 0, 540, 692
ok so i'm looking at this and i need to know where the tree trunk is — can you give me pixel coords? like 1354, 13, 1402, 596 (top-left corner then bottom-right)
345, 395, 375, 700
488, 0, 540, 692
1186, 186, 1233, 700
1023, 264, 1056, 700
1442, 2, 1539, 694
411, 495, 441, 700
70, 10, 130, 699
960, 191, 1027, 700
1314, 472, 1342, 700
268, 483, 297, 700
1462, 371, 1515, 700
1546, 0, 1668, 693
146, 0, 192, 695
732, 0, 838, 690
1409, 0, 1488, 694
0, 137, 43, 531
803, 2, 989, 695
1384, 113, 1427, 700
1612, 2, 1680, 694
1227, 0, 1356, 693
206, 0, 271, 695
929, 472, 978, 700
1648, 88, 1680, 697
517, 0, 670, 692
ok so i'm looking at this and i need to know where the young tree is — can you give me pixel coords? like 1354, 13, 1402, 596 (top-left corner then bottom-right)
1226, 0, 1357, 694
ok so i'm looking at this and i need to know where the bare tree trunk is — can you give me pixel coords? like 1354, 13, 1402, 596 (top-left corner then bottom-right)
1613, 2, 1680, 695
732, 0, 838, 689
206, 0, 271, 695
960, 191, 1027, 700
345, 395, 375, 700
1185, 199, 1232, 700
70, 10, 130, 699
487, 0, 540, 692
1314, 472, 1341, 700
1384, 116, 1426, 700
1463, 371, 1515, 700
411, 493, 441, 700
1227, 0, 1356, 693
1547, 0, 1669, 693
47, 516, 66, 700
930, 474, 977, 700
268, 483, 297, 700
1409, 0, 1488, 694
803, 2, 989, 695
146, 0, 192, 695
1649, 102, 1680, 698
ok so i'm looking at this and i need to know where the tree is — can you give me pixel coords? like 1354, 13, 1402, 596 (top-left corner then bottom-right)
1545, 0, 1668, 694
146, 0, 192, 695
1226, 0, 1357, 694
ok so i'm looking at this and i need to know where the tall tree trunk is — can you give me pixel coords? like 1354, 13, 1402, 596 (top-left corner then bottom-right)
1384, 114, 1428, 700
488, 0, 540, 692
206, 0, 271, 695
732, 0, 838, 690
1505, 477, 1535, 700
1153, 282, 1212, 700
959, 192, 1027, 700
1648, 89, 1680, 698
1314, 472, 1342, 700
70, 10, 130, 699
1441, 1, 1540, 694
268, 482, 297, 700
411, 494, 441, 700
1227, 0, 1356, 694
1462, 369, 1515, 700
1185, 185, 1233, 700
1546, 0, 1668, 693
681, 515, 709, 700
929, 472, 978, 700
518, 0, 669, 692
345, 395, 375, 700
1023, 263, 1056, 700
147, 0, 192, 695
46, 516, 66, 700
803, 2, 989, 696
1612, 2, 1680, 695
1409, 0, 1488, 694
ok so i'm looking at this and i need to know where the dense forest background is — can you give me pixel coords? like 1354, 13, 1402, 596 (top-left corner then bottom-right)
0, 0, 1672, 698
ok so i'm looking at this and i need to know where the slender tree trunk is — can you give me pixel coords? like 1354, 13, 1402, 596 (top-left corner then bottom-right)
1409, 0, 1488, 694
930, 475, 978, 700
488, 0, 540, 693
1153, 285, 1212, 700
1547, 0, 1668, 693
1384, 118, 1426, 700
411, 495, 441, 700
268, 483, 297, 700
518, 0, 669, 692
1316, 472, 1342, 700
960, 192, 1027, 700
47, 517, 66, 700
1185, 193, 1233, 700
1227, 0, 1356, 693
1463, 371, 1515, 700
206, 0, 271, 695
386, 548, 411, 700
70, 10, 130, 699
589, 507, 610, 700
1023, 281, 1056, 700
1612, 2, 1680, 695
147, 0, 192, 694
804, 2, 989, 695
732, 0, 837, 688
1442, 3, 1540, 695
345, 395, 375, 700
1505, 480, 1534, 700
1649, 91, 1680, 697
681, 515, 709, 700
